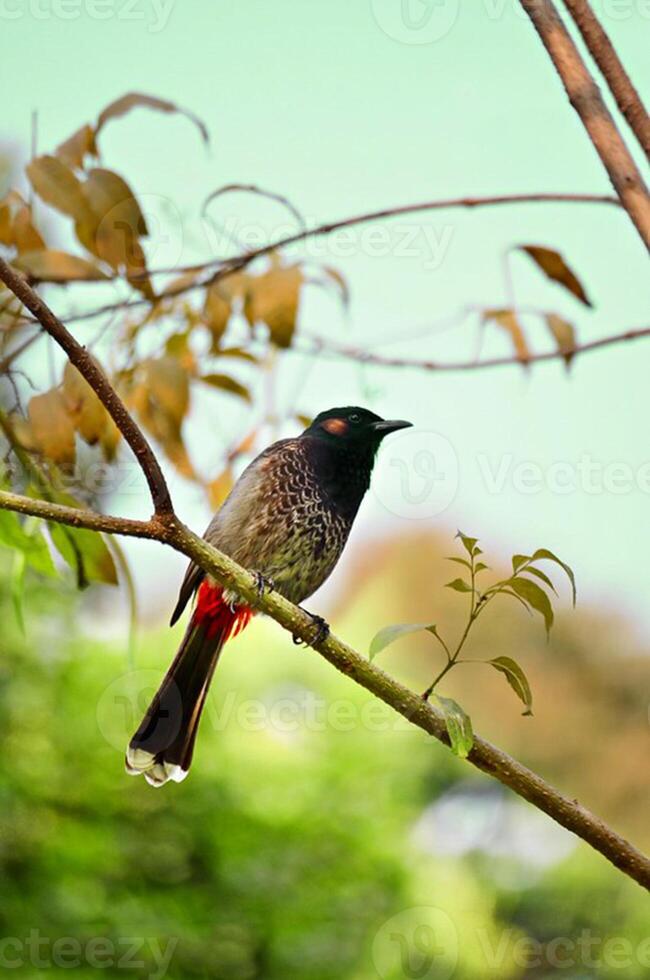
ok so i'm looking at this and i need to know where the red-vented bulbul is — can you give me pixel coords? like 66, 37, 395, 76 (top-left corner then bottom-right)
126, 406, 411, 786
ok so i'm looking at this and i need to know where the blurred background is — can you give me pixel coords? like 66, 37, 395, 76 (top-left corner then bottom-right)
1, 0, 649, 977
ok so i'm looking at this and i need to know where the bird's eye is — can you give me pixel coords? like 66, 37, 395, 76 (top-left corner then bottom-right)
349, 413, 360, 423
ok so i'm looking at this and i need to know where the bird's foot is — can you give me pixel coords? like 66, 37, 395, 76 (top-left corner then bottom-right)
253, 571, 275, 599
293, 611, 330, 647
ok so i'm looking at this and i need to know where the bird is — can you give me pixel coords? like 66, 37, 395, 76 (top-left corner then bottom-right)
126, 406, 412, 787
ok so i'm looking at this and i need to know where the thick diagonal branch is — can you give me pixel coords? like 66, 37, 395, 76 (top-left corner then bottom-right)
561, 0, 650, 159
0, 486, 648, 890
0, 258, 173, 515
519, 0, 650, 249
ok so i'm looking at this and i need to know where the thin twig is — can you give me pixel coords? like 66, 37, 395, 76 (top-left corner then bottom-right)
518, 0, 650, 249
15, 191, 622, 307
304, 325, 650, 373
561, 0, 650, 159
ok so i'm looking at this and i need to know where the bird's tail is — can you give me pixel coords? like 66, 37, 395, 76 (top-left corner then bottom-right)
125, 582, 252, 787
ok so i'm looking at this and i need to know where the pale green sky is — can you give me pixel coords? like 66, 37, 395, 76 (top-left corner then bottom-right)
2, 0, 650, 634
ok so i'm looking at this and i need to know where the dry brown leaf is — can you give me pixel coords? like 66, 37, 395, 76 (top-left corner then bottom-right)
76, 168, 152, 295
62, 361, 110, 446
12, 206, 46, 253
321, 265, 350, 307
95, 92, 209, 146
28, 389, 76, 468
203, 283, 232, 350
246, 263, 303, 348
0, 201, 12, 245
216, 270, 250, 302
165, 331, 196, 373
483, 308, 530, 363
207, 468, 234, 509
142, 356, 189, 426
0, 287, 23, 332
519, 245, 592, 307
56, 124, 97, 169
13, 250, 109, 282
545, 313, 576, 365
82, 168, 148, 236
128, 357, 193, 476
26, 156, 90, 221
7, 413, 37, 451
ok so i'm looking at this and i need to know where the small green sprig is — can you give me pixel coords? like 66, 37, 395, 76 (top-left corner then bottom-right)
369, 531, 576, 757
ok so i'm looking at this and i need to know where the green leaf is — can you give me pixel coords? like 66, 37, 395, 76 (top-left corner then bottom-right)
369, 622, 437, 661
0, 511, 56, 577
489, 656, 533, 715
445, 578, 473, 594
500, 589, 533, 616
530, 548, 576, 606
522, 566, 557, 595
49, 522, 117, 588
434, 695, 474, 758
512, 554, 530, 573
474, 562, 489, 573
446, 556, 472, 570
510, 578, 554, 635
455, 530, 479, 556
42, 489, 118, 587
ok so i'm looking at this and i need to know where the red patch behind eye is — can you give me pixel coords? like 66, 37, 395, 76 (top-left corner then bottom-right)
322, 418, 349, 436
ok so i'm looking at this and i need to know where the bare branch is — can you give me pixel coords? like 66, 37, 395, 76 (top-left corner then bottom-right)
0, 484, 648, 889
518, 0, 650, 249
561, 0, 650, 159
306, 325, 650, 373
0, 489, 156, 539
13, 191, 621, 322
0, 258, 174, 516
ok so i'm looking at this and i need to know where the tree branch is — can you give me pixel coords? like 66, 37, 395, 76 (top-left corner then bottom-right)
0, 483, 648, 890
0, 258, 174, 516
10, 192, 621, 329
1, 269, 648, 889
561, 0, 650, 159
518, 0, 650, 249
305, 324, 650, 373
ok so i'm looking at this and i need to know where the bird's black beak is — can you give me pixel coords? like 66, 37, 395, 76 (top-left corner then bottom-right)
370, 419, 413, 435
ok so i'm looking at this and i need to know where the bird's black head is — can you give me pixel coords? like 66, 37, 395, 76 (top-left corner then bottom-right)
300, 407, 412, 519
303, 407, 412, 448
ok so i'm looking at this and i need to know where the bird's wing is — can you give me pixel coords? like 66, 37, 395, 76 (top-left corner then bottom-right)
169, 560, 205, 626
169, 438, 296, 626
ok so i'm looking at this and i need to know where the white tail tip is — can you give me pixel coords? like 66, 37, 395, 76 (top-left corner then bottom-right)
125, 745, 188, 788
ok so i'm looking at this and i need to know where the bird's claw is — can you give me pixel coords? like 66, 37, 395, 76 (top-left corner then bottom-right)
293, 612, 330, 647
253, 571, 275, 598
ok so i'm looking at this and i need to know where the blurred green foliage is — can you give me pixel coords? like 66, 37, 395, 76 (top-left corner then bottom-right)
0, 555, 648, 979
